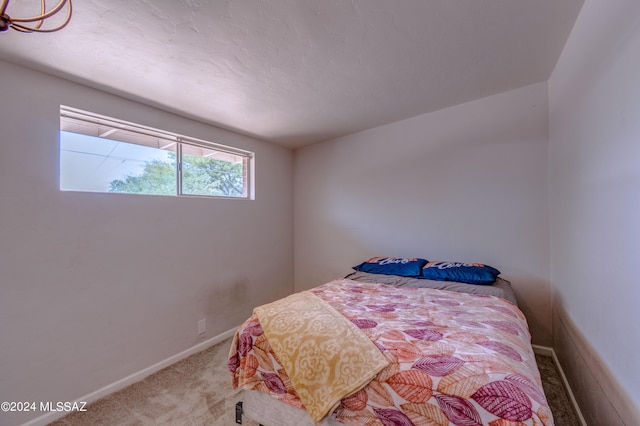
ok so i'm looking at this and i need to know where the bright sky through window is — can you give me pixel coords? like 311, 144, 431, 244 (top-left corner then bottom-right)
60, 131, 175, 193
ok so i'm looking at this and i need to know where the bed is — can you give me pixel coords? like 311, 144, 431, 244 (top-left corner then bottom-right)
229, 261, 552, 426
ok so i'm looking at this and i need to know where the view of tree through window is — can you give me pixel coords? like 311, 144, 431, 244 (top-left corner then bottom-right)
59, 107, 252, 198
105, 152, 244, 197
182, 145, 245, 197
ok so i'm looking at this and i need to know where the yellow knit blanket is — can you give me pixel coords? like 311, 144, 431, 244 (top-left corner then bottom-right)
254, 290, 389, 423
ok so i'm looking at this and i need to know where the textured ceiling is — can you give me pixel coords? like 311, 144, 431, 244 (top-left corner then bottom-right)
0, 0, 583, 148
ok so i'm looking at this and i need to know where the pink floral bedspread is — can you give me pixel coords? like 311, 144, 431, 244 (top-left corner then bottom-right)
229, 279, 553, 426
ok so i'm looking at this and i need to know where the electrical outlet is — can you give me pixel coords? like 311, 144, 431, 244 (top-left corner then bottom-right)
198, 319, 206, 335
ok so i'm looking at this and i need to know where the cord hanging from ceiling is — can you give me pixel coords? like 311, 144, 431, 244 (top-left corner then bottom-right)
0, 0, 72, 33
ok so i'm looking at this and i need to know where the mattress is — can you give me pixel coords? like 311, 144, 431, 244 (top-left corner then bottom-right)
229, 278, 550, 425
344, 270, 518, 306
243, 389, 342, 426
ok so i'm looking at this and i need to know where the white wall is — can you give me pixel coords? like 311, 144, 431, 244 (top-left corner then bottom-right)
294, 82, 551, 345
0, 60, 293, 426
549, 0, 640, 422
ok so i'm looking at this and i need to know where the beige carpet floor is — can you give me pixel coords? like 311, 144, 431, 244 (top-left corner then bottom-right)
50, 338, 581, 426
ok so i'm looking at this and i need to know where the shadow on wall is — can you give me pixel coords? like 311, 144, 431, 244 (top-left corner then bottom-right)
552, 296, 640, 425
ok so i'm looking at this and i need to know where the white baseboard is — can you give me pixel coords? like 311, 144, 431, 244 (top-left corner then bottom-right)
21, 327, 238, 426
531, 344, 553, 357
532, 344, 587, 426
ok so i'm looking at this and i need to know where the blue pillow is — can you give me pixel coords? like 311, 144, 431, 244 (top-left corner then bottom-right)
353, 257, 428, 277
420, 261, 501, 285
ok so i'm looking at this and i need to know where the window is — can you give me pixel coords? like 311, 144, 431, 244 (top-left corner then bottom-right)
59, 106, 253, 199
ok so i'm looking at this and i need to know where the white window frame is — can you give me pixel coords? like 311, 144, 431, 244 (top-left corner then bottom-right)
59, 106, 254, 199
